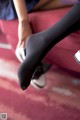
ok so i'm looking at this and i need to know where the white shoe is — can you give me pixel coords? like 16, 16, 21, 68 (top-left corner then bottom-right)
31, 75, 46, 89
30, 63, 51, 89
74, 50, 80, 63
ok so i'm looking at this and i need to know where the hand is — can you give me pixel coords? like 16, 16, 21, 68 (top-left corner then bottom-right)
15, 20, 32, 62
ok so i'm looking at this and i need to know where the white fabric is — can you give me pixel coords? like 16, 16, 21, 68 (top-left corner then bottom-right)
75, 50, 80, 62
15, 47, 26, 63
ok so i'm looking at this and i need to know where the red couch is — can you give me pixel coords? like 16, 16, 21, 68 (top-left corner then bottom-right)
0, 7, 80, 72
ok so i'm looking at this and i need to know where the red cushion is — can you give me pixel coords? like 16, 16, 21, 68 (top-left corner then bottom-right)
0, 7, 80, 72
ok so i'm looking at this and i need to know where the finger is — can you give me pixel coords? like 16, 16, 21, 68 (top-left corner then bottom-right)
15, 48, 23, 63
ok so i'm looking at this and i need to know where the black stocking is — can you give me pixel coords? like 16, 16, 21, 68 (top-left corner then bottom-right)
18, 4, 80, 90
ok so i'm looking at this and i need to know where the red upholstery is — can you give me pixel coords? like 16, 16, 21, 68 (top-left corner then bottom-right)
0, 7, 80, 72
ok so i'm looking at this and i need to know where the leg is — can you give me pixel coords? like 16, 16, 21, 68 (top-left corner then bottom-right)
32, 0, 51, 10
31, 0, 76, 89
33, 0, 75, 11
18, 4, 80, 90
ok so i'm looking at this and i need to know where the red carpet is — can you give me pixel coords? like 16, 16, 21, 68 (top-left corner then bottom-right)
0, 33, 80, 120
